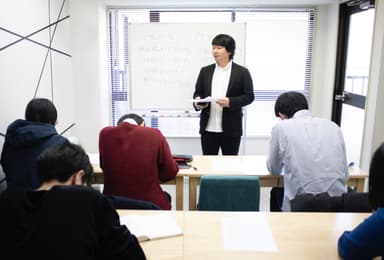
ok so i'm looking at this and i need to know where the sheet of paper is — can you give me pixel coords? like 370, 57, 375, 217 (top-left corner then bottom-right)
221, 214, 278, 252
191, 96, 219, 103
212, 158, 245, 172
212, 157, 269, 175
120, 214, 183, 241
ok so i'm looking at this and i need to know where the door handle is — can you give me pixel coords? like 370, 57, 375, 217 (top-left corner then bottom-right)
335, 92, 349, 102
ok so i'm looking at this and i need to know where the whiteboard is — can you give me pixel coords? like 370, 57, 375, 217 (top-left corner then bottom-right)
128, 23, 246, 110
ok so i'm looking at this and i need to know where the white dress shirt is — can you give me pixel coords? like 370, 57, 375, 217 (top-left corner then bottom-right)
205, 61, 232, 132
267, 110, 349, 211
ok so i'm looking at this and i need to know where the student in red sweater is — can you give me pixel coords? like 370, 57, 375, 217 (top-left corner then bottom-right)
99, 114, 178, 210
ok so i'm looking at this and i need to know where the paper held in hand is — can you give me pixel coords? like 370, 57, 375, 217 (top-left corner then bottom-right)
191, 96, 219, 103
120, 214, 183, 242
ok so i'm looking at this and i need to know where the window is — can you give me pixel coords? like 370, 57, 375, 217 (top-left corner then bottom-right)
236, 10, 314, 135
108, 8, 315, 136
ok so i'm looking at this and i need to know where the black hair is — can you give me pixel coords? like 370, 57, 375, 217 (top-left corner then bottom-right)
36, 141, 94, 186
274, 91, 309, 118
117, 113, 145, 126
368, 143, 384, 210
211, 34, 236, 60
25, 98, 57, 125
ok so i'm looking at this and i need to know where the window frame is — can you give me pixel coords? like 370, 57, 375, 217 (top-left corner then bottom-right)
107, 8, 315, 136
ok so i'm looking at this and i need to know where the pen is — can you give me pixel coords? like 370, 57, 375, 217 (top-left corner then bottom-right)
188, 164, 197, 171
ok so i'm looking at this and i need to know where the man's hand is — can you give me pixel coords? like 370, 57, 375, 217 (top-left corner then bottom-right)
194, 96, 209, 110
216, 97, 230, 107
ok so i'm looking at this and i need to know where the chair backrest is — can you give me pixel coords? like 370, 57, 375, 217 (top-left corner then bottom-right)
105, 195, 161, 210
290, 192, 371, 212
197, 175, 260, 211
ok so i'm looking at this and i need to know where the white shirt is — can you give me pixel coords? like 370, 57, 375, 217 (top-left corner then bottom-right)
266, 110, 349, 211
205, 61, 232, 132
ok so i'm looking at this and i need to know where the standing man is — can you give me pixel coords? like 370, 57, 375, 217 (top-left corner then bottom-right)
193, 34, 254, 155
267, 91, 349, 211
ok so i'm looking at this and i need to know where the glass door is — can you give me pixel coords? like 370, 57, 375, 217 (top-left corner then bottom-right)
332, 0, 375, 167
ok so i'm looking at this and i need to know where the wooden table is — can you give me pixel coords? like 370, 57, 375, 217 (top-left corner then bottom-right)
92, 155, 368, 211
119, 210, 370, 259
180, 156, 368, 210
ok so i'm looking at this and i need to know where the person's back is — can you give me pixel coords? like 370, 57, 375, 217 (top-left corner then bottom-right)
1, 98, 66, 190
273, 110, 348, 189
338, 143, 384, 259
0, 141, 145, 260
0, 186, 144, 260
99, 116, 178, 210
267, 92, 348, 211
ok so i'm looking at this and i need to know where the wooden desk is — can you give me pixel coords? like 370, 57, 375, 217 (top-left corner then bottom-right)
119, 210, 370, 259
92, 155, 368, 211
180, 156, 368, 210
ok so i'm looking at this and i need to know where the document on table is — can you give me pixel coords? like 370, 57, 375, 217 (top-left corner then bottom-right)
221, 214, 278, 252
120, 214, 183, 242
190, 96, 219, 103
212, 156, 269, 174
212, 158, 244, 171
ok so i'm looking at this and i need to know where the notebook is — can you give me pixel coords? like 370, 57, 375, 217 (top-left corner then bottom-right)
120, 213, 183, 242
173, 154, 193, 169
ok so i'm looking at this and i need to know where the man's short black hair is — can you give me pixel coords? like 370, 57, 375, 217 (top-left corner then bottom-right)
274, 91, 309, 118
369, 143, 384, 210
211, 34, 236, 60
37, 141, 94, 186
25, 98, 57, 125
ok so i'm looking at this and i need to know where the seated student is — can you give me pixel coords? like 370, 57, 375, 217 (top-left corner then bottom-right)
1, 98, 67, 190
267, 91, 349, 211
0, 141, 146, 260
99, 113, 178, 210
338, 143, 384, 259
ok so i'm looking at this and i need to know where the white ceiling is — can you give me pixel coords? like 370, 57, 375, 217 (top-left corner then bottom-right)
104, 0, 341, 8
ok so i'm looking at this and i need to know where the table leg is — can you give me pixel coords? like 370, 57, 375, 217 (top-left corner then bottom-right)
189, 177, 200, 210
175, 176, 184, 210
355, 179, 365, 192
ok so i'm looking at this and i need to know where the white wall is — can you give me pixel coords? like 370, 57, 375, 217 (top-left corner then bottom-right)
68, 0, 110, 152
360, 0, 384, 170
0, 0, 74, 145
310, 4, 339, 119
